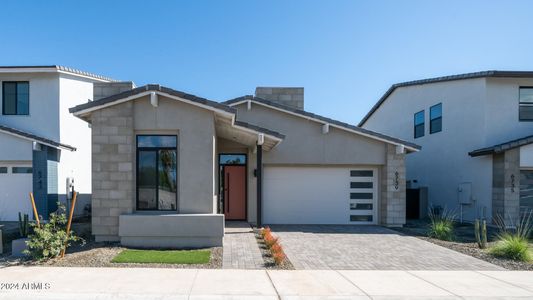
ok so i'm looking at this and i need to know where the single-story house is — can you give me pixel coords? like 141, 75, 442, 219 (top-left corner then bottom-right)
69, 85, 420, 248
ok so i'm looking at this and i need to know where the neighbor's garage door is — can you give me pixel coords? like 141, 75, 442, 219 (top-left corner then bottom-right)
0, 167, 33, 221
263, 166, 378, 225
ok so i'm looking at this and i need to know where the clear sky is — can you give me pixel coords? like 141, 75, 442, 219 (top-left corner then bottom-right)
1, 0, 532, 124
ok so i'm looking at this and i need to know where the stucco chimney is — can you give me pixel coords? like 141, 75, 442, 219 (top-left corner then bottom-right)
255, 87, 304, 110
93, 82, 135, 101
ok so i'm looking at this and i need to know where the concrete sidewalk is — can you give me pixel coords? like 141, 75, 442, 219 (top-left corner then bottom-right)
0, 267, 532, 299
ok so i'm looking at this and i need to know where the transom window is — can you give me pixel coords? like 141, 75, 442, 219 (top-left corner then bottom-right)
136, 135, 177, 211
519, 87, 533, 121
414, 110, 424, 138
430, 103, 442, 134
2, 82, 29, 115
219, 154, 246, 165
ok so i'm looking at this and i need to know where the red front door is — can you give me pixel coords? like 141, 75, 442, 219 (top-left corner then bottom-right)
224, 165, 246, 220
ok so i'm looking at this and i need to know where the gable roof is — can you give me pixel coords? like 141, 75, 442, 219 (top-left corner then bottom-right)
469, 134, 533, 157
0, 65, 116, 82
0, 124, 76, 151
358, 70, 533, 127
223, 95, 421, 151
70, 84, 235, 116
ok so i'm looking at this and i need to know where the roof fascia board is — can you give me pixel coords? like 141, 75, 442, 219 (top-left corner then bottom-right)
73, 90, 235, 119
0, 129, 75, 151
227, 99, 419, 152
0, 67, 112, 82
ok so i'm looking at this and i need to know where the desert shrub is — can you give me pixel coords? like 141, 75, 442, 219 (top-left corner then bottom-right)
489, 233, 531, 261
428, 206, 455, 241
264, 232, 279, 249
490, 211, 533, 262
24, 203, 83, 261
260, 227, 271, 238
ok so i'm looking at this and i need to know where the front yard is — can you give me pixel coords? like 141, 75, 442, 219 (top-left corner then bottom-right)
392, 219, 533, 270
0, 219, 222, 269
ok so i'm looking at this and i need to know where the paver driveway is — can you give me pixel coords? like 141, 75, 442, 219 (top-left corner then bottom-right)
269, 225, 503, 270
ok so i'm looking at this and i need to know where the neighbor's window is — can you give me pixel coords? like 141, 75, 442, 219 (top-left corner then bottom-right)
0, 167, 7, 174
2, 82, 29, 115
430, 103, 442, 134
414, 110, 424, 138
137, 135, 177, 211
12, 167, 32, 174
519, 87, 533, 121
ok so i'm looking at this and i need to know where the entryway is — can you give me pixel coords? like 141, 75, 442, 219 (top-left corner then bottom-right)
219, 154, 247, 221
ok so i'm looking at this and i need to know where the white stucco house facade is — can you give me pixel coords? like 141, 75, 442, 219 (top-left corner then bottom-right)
359, 71, 533, 223
0, 66, 131, 221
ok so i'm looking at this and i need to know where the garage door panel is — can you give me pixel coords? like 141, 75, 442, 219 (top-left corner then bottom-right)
263, 166, 377, 225
0, 173, 33, 221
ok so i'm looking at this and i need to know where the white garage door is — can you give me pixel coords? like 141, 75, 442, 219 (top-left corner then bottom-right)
263, 166, 378, 224
0, 167, 33, 221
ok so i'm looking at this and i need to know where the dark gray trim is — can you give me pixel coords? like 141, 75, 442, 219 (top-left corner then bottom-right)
233, 120, 285, 139
224, 95, 421, 150
469, 134, 533, 157
0, 123, 76, 151
70, 84, 235, 114
256, 144, 262, 227
358, 70, 533, 127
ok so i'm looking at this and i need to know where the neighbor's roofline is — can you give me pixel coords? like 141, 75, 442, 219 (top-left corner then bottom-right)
358, 70, 533, 127
469, 134, 533, 157
0, 124, 76, 151
223, 95, 420, 151
0, 65, 117, 82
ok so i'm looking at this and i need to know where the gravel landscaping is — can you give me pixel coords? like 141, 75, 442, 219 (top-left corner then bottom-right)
0, 219, 222, 269
253, 228, 294, 270
392, 219, 533, 271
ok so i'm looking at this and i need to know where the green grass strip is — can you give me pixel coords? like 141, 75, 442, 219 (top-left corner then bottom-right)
111, 249, 211, 264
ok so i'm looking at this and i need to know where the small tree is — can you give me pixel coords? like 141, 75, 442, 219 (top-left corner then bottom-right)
24, 203, 83, 261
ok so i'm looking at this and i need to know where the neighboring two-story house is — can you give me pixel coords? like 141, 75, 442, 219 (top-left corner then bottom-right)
359, 71, 533, 223
0, 66, 128, 221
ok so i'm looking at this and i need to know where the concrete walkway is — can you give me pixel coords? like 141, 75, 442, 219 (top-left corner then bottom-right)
0, 267, 532, 299
270, 225, 502, 270
222, 221, 265, 269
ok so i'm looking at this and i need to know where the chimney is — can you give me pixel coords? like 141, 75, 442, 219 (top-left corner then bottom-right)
255, 87, 304, 110
93, 82, 135, 101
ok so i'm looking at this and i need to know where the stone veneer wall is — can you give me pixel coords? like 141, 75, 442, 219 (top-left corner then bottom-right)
380, 144, 406, 226
492, 148, 520, 224
91, 101, 134, 242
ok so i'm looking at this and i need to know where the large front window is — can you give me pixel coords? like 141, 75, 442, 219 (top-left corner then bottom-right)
136, 135, 177, 211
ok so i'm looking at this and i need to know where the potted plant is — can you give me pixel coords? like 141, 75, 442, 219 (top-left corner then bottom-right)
11, 212, 30, 257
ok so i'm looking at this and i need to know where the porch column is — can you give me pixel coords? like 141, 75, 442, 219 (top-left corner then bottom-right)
256, 144, 263, 227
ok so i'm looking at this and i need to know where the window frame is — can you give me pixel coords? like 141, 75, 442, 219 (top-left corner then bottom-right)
2, 81, 29, 116
429, 103, 442, 134
413, 110, 425, 138
135, 134, 178, 211
519, 86, 533, 122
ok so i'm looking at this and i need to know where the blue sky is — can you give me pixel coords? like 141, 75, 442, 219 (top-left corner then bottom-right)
1, 0, 533, 124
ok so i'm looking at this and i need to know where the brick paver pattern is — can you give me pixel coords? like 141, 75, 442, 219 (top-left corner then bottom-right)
269, 225, 503, 270
222, 222, 265, 269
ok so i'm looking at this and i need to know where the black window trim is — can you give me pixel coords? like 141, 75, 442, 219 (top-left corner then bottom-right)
429, 103, 442, 134
2, 81, 29, 116
519, 86, 533, 122
414, 109, 425, 139
136, 134, 178, 211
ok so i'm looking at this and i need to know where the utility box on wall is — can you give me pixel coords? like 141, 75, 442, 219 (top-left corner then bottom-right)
458, 182, 472, 204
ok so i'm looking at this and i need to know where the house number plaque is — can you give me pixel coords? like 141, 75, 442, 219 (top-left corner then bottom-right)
394, 171, 399, 190
511, 174, 515, 193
